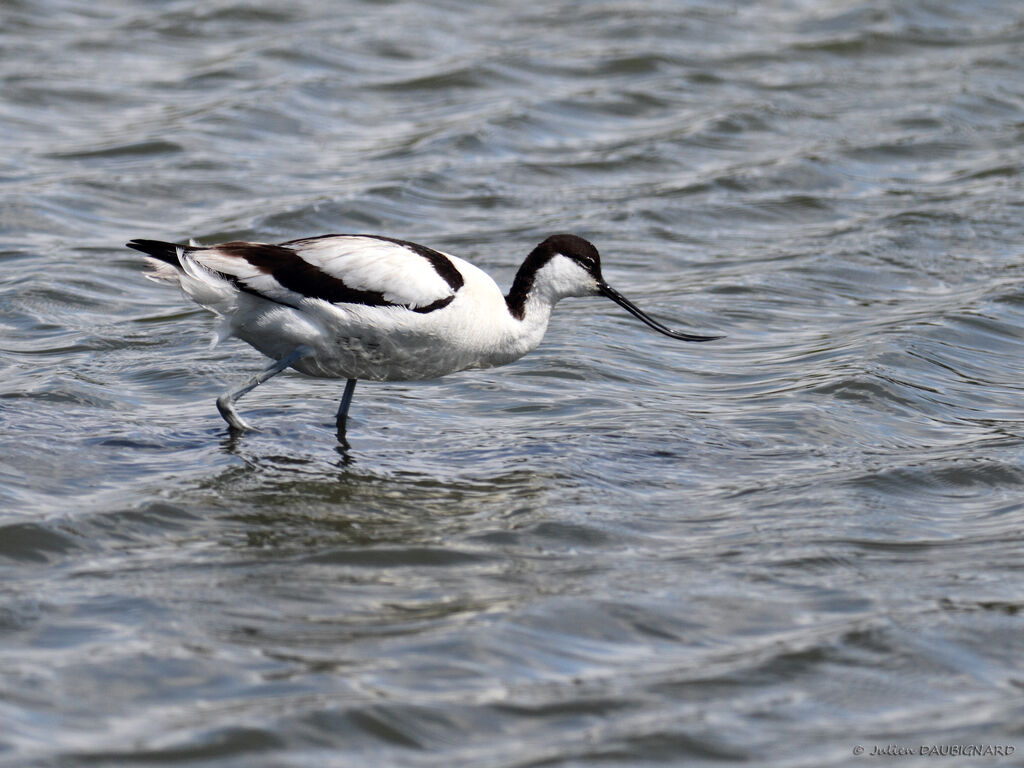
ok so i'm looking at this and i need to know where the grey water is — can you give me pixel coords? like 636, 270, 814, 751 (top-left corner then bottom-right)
2, 1, 1023, 765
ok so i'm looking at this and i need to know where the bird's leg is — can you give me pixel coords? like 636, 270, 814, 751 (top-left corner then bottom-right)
335, 378, 358, 434
216, 346, 312, 432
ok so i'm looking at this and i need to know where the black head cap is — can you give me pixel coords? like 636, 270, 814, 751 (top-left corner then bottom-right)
506, 234, 603, 320
539, 234, 602, 280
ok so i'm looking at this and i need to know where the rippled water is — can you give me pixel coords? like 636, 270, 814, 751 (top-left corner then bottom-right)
3, 1, 1024, 765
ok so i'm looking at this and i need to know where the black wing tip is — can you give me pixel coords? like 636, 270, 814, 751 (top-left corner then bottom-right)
125, 239, 181, 267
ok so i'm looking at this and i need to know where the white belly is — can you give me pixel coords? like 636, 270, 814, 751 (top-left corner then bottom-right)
227, 265, 544, 381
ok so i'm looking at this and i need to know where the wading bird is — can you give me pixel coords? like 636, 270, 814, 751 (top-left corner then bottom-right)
127, 233, 719, 434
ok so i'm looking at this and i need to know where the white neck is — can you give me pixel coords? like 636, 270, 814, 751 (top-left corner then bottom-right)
495, 257, 594, 363
512, 291, 556, 353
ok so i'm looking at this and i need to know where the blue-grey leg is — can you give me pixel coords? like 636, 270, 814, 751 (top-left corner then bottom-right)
335, 378, 357, 431
336, 378, 357, 432
216, 346, 312, 431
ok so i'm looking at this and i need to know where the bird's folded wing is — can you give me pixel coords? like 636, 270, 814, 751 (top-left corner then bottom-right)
186, 235, 461, 311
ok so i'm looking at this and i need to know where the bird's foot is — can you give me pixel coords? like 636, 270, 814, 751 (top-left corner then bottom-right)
217, 396, 256, 432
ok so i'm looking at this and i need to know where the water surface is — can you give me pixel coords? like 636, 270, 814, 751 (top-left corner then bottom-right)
2, 1, 1023, 765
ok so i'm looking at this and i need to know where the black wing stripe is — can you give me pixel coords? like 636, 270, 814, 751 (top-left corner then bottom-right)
367, 235, 465, 292
280, 234, 465, 292
218, 242, 392, 306
215, 241, 455, 314
410, 295, 455, 314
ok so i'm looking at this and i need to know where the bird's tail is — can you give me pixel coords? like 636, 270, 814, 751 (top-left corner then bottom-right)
125, 238, 241, 347
126, 238, 189, 284
126, 239, 182, 268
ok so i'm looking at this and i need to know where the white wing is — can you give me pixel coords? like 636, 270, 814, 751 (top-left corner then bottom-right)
185, 235, 462, 310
